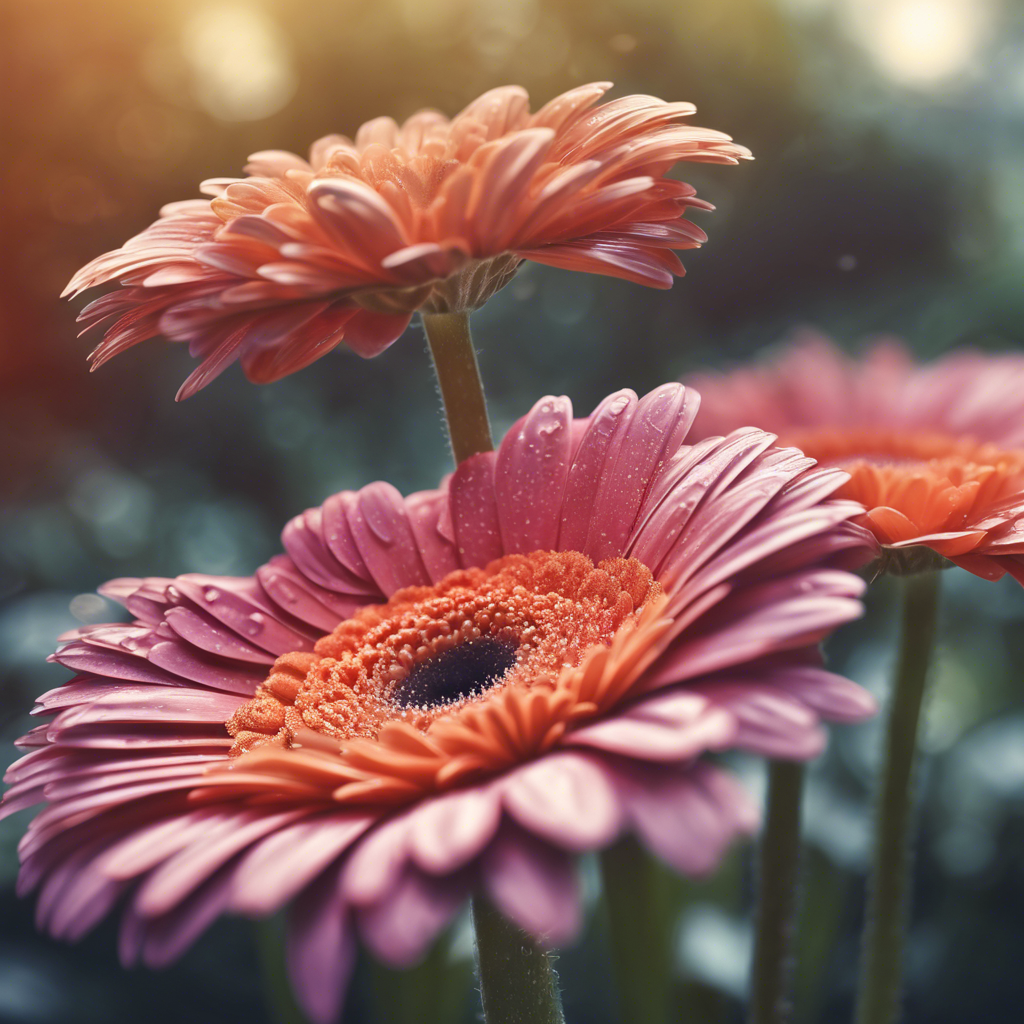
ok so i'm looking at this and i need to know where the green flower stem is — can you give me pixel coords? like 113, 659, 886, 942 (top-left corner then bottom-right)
749, 760, 806, 1024
855, 570, 941, 1024
472, 894, 566, 1024
601, 836, 673, 1024
421, 311, 494, 465
793, 846, 850, 1022
256, 917, 311, 1024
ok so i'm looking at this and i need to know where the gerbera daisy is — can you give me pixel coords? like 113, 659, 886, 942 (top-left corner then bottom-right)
685, 332, 1024, 581
64, 84, 750, 401
2, 385, 872, 1023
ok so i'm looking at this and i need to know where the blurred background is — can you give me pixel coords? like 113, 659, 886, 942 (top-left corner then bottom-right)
3, 0, 1024, 1021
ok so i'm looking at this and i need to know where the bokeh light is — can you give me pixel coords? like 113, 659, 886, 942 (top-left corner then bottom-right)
847, 0, 993, 86
181, 3, 297, 121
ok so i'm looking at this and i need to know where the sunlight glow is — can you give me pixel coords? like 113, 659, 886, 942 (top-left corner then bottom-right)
855, 0, 991, 86
181, 4, 297, 121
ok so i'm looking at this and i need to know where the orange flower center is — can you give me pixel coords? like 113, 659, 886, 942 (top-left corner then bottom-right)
227, 551, 660, 757
785, 427, 1024, 543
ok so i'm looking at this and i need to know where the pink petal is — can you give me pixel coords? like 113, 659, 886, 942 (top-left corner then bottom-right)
230, 813, 373, 915
340, 814, 413, 906
146, 640, 263, 695
100, 810, 228, 879
282, 505, 377, 596
500, 751, 623, 852
692, 682, 828, 759
619, 761, 755, 876
53, 688, 245, 729
256, 558, 360, 632
523, 240, 676, 288
43, 761, 213, 801
144, 874, 234, 967
171, 574, 317, 655
404, 490, 461, 583
308, 178, 408, 259
651, 571, 864, 683
408, 785, 502, 875
287, 876, 355, 1024
769, 667, 878, 723
633, 430, 778, 583
495, 395, 574, 552
163, 606, 274, 665
343, 482, 431, 595
481, 827, 581, 946
530, 82, 613, 132
583, 384, 697, 561
557, 389, 638, 551
134, 809, 307, 916
53, 642, 182, 686
448, 453, 503, 567
358, 868, 468, 968
568, 690, 736, 761
36, 843, 120, 939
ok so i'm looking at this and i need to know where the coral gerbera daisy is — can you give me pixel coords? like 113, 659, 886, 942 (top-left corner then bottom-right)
2, 384, 872, 1023
64, 84, 750, 400
685, 332, 1024, 581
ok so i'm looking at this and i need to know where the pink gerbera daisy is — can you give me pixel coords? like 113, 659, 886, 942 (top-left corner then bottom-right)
2, 384, 872, 1023
64, 84, 750, 400
685, 332, 1024, 581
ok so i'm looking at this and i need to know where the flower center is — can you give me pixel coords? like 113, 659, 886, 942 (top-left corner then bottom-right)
227, 551, 660, 757
391, 635, 518, 708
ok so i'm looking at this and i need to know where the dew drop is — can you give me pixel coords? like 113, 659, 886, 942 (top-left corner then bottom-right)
204, 587, 221, 602
274, 578, 300, 604
245, 612, 266, 636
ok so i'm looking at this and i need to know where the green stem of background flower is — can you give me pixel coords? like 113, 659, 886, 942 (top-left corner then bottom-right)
472, 895, 566, 1024
749, 760, 805, 1024
601, 837, 674, 1024
855, 569, 941, 1024
421, 311, 494, 465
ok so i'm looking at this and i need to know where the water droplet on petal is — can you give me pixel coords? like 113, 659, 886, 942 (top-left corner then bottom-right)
204, 587, 221, 602
245, 612, 266, 635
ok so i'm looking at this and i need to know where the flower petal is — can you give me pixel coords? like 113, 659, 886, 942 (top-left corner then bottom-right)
500, 751, 623, 851
481, 826, 581, 946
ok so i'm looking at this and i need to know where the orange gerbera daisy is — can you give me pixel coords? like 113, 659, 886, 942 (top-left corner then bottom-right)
685, 332, 1024, 581
65, 84, 750, 399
